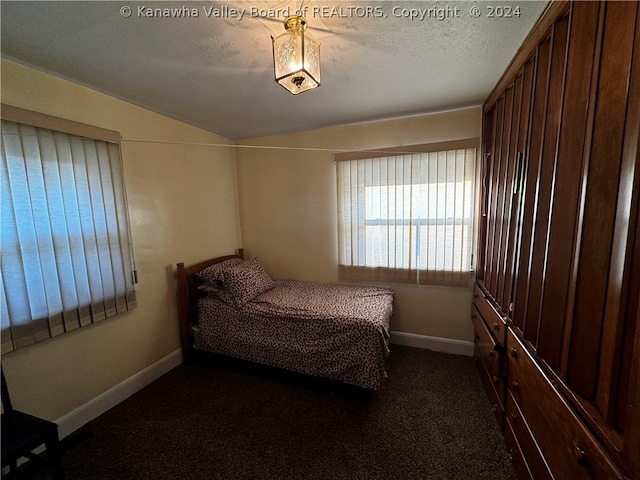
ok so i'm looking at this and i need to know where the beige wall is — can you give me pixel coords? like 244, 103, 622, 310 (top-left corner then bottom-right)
1, 59, 241, 420
236, 107, 482, 342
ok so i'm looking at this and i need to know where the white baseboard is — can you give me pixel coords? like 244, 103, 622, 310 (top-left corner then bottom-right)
55, 348, 183, 439
390, 331, 474, 356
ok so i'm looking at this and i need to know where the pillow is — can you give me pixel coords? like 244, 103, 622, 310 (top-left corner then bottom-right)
196, 257, 244, 290
222, 257, 275, 306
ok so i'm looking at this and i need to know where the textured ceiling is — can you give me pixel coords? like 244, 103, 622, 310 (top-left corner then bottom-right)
1, 1, 549, 140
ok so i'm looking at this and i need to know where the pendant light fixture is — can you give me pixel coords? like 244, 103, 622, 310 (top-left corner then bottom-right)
272, 15, 320, 94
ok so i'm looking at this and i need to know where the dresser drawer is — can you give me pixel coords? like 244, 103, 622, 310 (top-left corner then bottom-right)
475, 349, 505, 429
506, 390, 554, 480
504, 415, 534, 480
507, 330, 624, 480
472, 304, 502, 382
473, 284, 507, 345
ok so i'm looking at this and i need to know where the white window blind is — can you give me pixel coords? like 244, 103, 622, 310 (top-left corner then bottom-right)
336, 142, 477, 287
1, 117, 136, 353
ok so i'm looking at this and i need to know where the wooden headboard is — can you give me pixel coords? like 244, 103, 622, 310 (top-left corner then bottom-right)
176, 248, 244, 361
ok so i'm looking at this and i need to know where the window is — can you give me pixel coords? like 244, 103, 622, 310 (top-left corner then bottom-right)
1, 106, 136, 352
336, 140, 477, 287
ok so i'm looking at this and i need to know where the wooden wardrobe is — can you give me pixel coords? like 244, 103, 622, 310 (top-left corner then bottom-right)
473, 1, 640, 478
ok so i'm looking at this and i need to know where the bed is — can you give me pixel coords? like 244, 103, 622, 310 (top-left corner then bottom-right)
176, 250, 394, 389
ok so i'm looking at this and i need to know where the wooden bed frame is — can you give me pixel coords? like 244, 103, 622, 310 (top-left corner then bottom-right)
176, 249, 244, 361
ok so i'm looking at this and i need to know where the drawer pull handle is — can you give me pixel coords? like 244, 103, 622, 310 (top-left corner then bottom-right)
510, 348, 518, 358
493, 322, 500, 331
512, 381, 520, 392
491, 404, 498, 413
488, 349, 495, 358
510, 413, 518, 426
575, 446, 588, 466
492, 375, 499, 384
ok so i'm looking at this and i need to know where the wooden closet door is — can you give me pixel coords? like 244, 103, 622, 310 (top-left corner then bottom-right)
489, 87, 514, 305
535, 2, 600, 371
566, 0, 636, 403
481, 68, 534, 318
522, 12, 570, 353
477, 108, 493, 282
482, 97, 504, 295
562, 2, 640, 474
503, 60, 534, 323
494, 75, 523, 310
512, 41, 551, 345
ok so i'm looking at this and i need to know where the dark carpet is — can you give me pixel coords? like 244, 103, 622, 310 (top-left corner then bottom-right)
31, 346, 515, 480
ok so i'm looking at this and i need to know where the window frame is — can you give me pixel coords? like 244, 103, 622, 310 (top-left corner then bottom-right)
1, 104, 137, 352
335, 138, 479, 287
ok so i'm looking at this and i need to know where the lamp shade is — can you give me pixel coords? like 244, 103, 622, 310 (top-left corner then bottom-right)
272, 16, 320, 94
